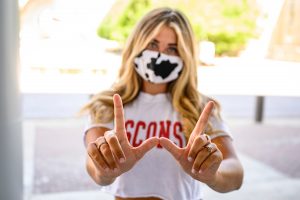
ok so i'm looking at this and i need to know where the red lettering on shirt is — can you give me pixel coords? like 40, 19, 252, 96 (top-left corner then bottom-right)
173, 122, 183, 148
125, 120, 134, 143
133, 121, 146, 146
159, 120, 171, 138
125, 120, 185, 148
147, 121, 157, 139
157, 120, 171, 148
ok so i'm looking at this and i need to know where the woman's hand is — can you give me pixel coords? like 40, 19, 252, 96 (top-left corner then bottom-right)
159, 101, 223, 185
86, 94, 159, 181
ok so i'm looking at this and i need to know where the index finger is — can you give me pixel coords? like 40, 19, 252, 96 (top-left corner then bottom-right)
192, 101, 214, 137
113, 94, 126, 136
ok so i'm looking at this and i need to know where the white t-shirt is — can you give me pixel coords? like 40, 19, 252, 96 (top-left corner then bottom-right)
84, 92, 231, 200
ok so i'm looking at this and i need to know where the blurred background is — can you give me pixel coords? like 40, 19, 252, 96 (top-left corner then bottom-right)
1, 0, 300, 199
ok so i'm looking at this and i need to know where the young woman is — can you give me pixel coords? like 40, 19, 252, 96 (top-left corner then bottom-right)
81, 7, 243, 200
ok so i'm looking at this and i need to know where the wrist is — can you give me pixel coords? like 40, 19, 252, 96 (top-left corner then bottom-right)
206, 171, 221, 189
96, 171, 116, 186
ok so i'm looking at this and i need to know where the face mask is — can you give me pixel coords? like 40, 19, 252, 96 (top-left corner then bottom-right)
134, 50, 183, 84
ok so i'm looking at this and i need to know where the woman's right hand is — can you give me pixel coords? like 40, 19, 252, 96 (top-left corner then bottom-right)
86, 94, 159, 181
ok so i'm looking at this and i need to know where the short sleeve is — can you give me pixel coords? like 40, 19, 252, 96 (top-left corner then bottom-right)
208, 115, 233, 140
82, 115, 114, 146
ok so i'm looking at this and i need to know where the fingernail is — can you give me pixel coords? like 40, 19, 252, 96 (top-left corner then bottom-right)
119, 158, 125, 163
104, 168, 109, 172
199, 169, 202, 174
104, 130, 116, 138
188, 157, 193, 162
113, 168, 118, 173
192, 169, 196, 174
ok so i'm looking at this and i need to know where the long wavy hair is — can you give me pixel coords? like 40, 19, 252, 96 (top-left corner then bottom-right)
81, 7, 221, 138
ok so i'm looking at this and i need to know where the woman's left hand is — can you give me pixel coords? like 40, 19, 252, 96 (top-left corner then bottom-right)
159, 101, 223, 185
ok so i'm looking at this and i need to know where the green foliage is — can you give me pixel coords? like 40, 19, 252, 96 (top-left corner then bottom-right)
98, 0, 260, 56
194, 0, 259, 56
97, 0, 152, 42
207, 32, 251, 56
191, 24, 207, 42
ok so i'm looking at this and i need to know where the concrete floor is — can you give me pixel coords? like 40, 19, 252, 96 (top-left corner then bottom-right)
22, 116, 300, 200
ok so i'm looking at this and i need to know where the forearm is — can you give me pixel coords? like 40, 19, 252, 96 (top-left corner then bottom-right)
207, 158, 244, 193
86, 157, 116, 186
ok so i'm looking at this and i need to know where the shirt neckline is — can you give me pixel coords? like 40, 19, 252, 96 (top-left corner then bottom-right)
138, 91, 170, 103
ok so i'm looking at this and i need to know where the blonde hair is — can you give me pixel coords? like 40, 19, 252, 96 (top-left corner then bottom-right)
81, 7, 221, 138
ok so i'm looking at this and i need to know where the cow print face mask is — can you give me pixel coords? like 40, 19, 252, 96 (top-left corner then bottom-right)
134, 50, 183, 84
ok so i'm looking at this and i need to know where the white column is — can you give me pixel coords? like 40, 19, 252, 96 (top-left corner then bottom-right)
0, 0, 23, 199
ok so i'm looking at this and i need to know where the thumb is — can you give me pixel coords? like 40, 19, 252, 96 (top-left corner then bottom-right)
133, 137, 159, 160
159, 137, 183, 161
